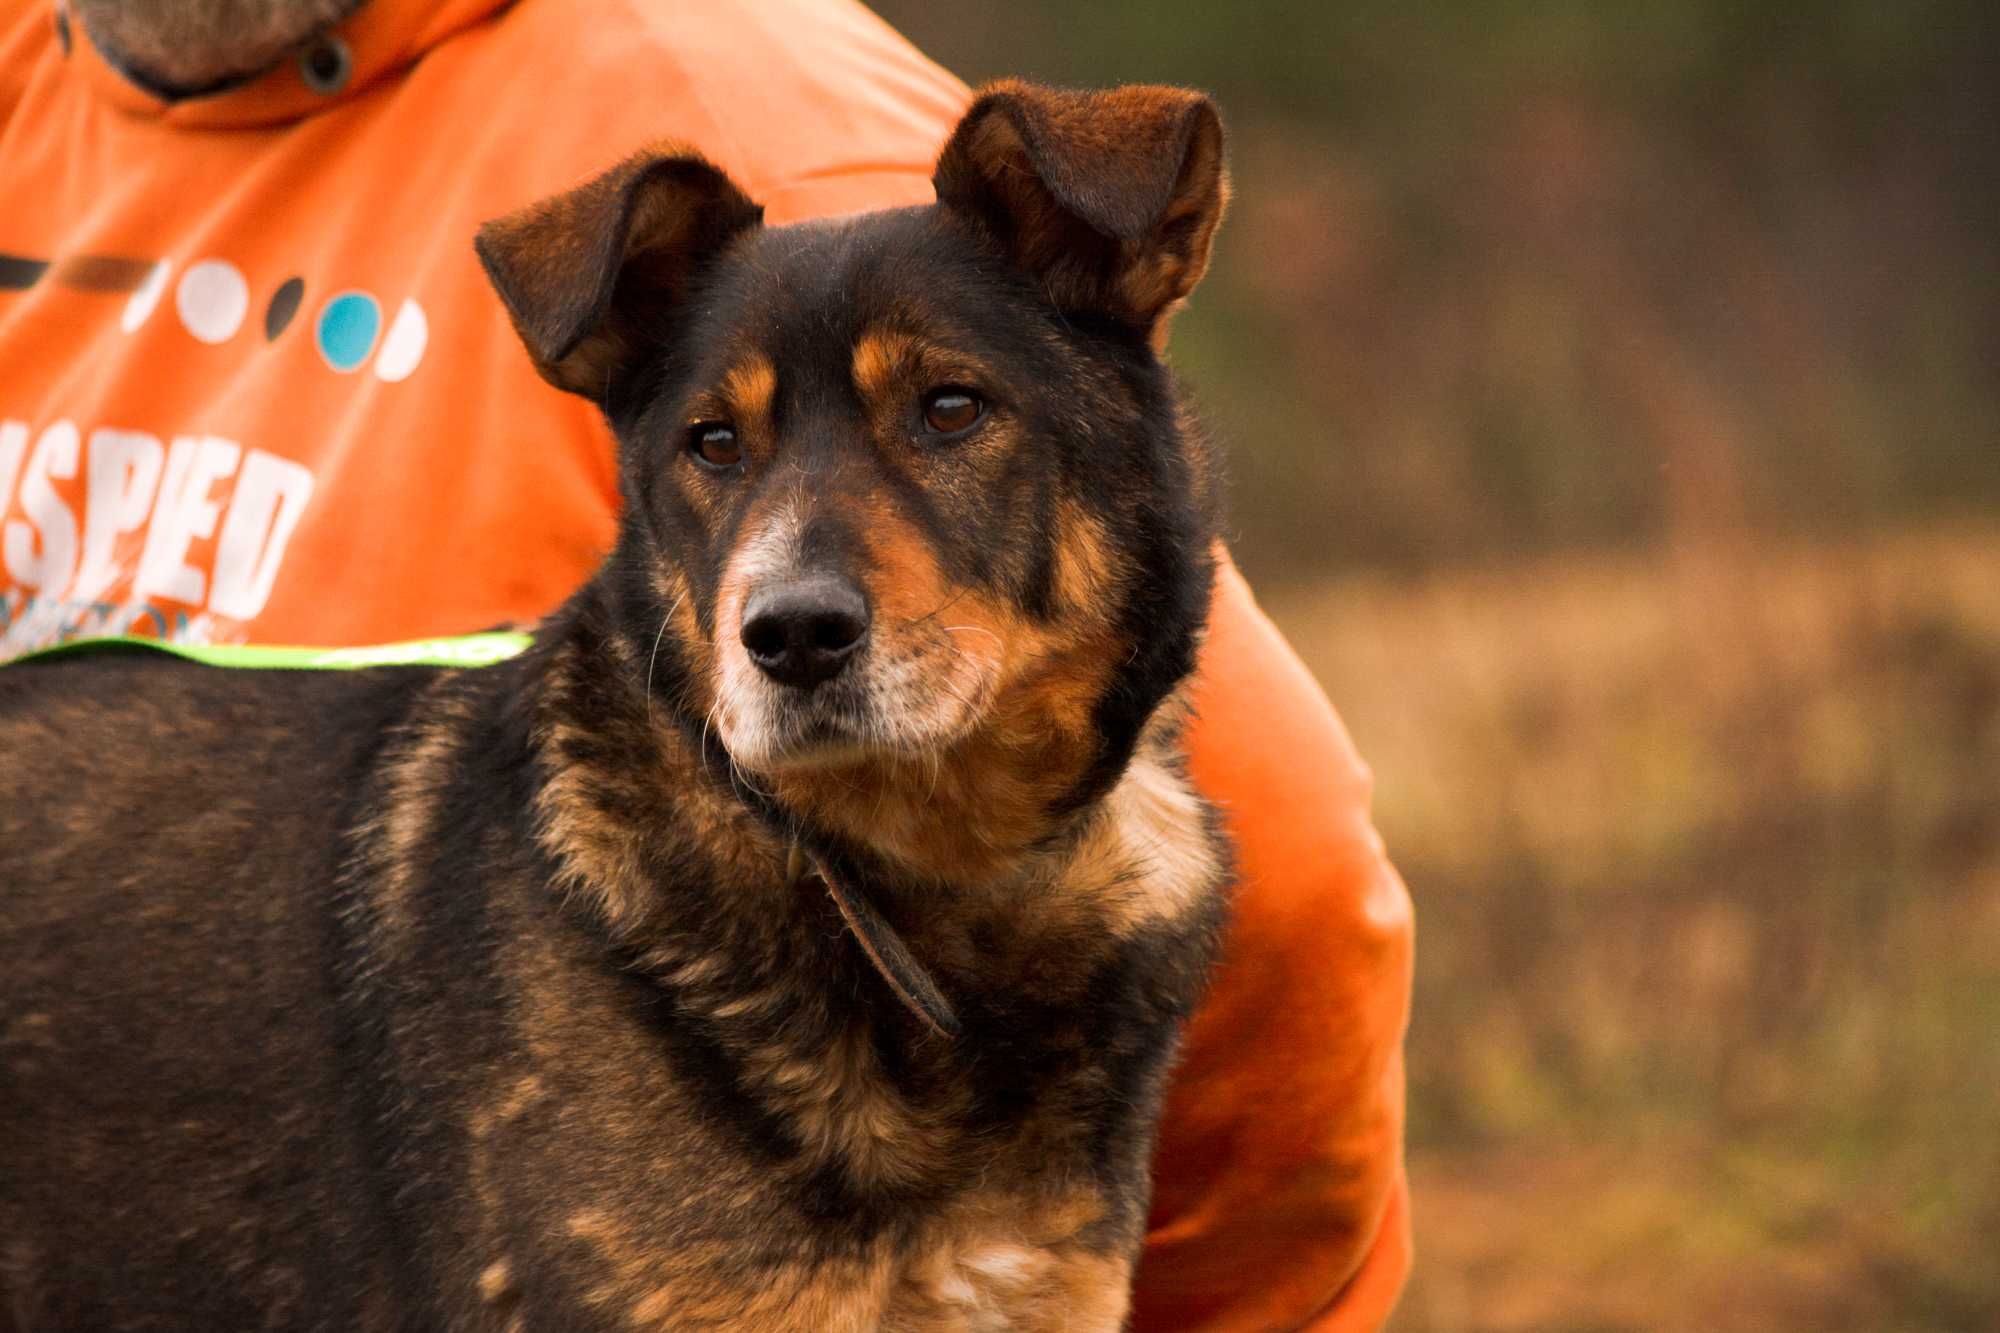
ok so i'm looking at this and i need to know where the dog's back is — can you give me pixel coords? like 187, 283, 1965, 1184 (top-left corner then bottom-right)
0, 657, 424, 1327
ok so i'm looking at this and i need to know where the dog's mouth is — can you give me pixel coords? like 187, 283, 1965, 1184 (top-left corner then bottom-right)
713, 631, 1005, 776
734, 686, 878, 770
707, 540, 1016, 776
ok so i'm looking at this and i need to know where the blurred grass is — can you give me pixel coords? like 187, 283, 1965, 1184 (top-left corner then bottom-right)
867, 3, 2000, 1324
1270, 524, 2000, 1329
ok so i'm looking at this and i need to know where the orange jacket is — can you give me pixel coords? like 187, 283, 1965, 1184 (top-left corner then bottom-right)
0, 0, 1412, 1324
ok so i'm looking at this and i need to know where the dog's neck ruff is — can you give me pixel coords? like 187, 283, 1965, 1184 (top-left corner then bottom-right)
531, 596, 1222, 1080
793, 845, 960, 1040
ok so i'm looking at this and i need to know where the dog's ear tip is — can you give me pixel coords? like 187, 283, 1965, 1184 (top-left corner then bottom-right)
469, 220, 522, 298
473, 148, 762, 400
940, 80, 1228, 220
470, 217, 583, 374
958, 78, 1223, 128
626, 147, 767, 223
934, 80, 1231, 330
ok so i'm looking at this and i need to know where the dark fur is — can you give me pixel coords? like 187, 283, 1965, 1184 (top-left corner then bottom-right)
0, 82, 1232, 1330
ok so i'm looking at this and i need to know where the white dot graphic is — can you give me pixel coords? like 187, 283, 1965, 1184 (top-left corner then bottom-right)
373, 299, 429, 382
175, 259, 248, 344
121, 260, 172, 333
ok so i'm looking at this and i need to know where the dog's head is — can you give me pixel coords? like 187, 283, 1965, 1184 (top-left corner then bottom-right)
478, 82, 1228, 872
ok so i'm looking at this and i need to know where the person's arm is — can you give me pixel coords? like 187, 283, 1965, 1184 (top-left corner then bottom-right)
1130, 556, 1415, 1331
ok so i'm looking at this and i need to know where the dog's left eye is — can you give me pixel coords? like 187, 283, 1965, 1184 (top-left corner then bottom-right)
688, 423, 741, 469
920, 388, 984, 437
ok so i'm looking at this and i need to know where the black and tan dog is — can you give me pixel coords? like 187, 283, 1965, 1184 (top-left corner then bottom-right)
0, 81, 1233, 1331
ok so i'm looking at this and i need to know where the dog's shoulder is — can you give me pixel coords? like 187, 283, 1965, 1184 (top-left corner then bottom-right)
0, 650, 433, 766
0, 652, 445, 947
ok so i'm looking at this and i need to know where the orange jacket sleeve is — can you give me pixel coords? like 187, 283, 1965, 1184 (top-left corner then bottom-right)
1131, 559, 1415, 1331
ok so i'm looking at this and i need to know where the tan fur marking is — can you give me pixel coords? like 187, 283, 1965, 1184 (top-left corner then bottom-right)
766, 517, 1118, 884
563, 1193, 1132, 1330
535, 638, 786, 933
851, 330, 918, 402
884, 1191, 1130, 1330
720, 354, 777, 424
736, 1022, 955, 1191
1051, 501, 1119, 615
567, 1208, 895, 1330
363, 685, 470, 939
2, 1012, 54, 1047
478, 1258, 514, 1303
470, 1074, 548, 1140
1055, 702, 1221, 937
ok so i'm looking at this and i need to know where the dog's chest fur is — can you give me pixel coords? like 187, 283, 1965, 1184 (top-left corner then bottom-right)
312, 629, 1226, 1330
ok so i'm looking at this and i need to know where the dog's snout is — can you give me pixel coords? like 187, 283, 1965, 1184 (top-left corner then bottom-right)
741, 575, 870, 689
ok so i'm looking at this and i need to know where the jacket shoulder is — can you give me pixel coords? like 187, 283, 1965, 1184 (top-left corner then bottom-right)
438, 0, 970, 216
0, 0, 53, 128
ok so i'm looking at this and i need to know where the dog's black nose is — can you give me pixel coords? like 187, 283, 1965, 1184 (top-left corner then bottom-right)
740, 575, 870, 689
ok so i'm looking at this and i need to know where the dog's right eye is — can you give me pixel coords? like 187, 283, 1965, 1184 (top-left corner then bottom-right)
688, 423, 741, 469
920, 388, 984, 437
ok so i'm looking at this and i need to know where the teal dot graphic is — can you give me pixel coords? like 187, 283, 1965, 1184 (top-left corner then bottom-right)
316, 291, 381, 372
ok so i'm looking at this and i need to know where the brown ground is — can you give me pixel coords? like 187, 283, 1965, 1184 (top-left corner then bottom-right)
1266, 523, 2000, 1333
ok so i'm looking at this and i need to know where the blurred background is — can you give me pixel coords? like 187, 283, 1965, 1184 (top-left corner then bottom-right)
872, 2, 1999, 1327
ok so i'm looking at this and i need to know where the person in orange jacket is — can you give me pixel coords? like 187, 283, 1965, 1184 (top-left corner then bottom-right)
0, 0, 1414, 1325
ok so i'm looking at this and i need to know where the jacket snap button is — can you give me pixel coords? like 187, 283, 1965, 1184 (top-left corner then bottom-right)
299, 35, 351, 95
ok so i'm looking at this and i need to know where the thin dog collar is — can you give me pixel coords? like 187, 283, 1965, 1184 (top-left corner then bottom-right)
791, 844, 960, 1041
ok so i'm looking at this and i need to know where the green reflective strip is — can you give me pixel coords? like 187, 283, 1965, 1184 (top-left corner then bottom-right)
8, 631, 534, 671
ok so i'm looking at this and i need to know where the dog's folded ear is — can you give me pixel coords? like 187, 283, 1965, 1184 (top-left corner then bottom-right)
933, 80, 1229, 345
476, 149, 763, 398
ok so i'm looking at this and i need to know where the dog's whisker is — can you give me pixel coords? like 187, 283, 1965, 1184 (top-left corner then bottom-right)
709, 694, 773, 801
923, 746, 944, 805
641, 591, 686, 725
907, 583, 972, 628
940, 624, 1001, 648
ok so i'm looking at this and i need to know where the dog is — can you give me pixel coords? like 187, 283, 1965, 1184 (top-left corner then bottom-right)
0, 81, 1232, 1331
